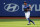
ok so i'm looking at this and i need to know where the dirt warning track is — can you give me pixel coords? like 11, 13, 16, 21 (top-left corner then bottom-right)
0, 17, 40, 19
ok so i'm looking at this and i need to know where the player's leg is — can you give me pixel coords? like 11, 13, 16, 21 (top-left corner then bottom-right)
27, 12, 35, 25
25, 11, 35, 25
28, 18, 35, 25
25, 11, 31, 25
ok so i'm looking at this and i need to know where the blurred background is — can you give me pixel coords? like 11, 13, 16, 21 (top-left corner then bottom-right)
0, 0, 40, 17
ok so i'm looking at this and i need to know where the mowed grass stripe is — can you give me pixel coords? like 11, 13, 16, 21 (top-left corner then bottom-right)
0, 19, 40, 27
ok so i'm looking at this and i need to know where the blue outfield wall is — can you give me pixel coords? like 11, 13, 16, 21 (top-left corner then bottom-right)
0, 0, 40, 17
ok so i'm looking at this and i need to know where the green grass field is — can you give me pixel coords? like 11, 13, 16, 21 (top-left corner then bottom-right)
0, 19, 40, 27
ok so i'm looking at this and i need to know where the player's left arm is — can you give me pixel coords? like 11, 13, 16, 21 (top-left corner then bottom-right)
29, 5, 31, 11
27, 5, 31, 11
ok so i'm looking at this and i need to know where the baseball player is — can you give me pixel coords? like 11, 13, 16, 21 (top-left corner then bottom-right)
23, 1, 35, 25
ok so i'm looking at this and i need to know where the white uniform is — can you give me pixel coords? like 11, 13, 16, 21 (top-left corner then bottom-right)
25, 11, 30, 19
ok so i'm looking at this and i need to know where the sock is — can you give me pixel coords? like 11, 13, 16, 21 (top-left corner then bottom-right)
29, 20, 30, 23
30, 20, 33, 22
27, 18, 30, 23
29, 19, 34, 24
27, 18, 35, 24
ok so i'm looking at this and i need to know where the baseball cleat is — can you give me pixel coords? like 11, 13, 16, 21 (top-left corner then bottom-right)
27, 23, 31, 25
